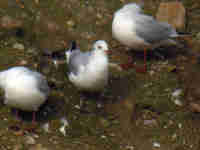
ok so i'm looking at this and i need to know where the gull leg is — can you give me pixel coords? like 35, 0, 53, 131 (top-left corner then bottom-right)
9, 109, 22, 132
143, 47, 147, 73
120, 54, 146, 73
24, 111, 37, 133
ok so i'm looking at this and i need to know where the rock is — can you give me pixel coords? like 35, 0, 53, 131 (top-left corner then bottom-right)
156, 2, 186, 30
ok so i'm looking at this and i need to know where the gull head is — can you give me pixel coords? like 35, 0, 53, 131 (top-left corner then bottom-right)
93, 40, 110, 54
121, 3, 142, 13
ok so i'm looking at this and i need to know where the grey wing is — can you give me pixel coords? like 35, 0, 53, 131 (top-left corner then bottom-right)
68, 50, 91, 75
135, 14, 176, 44
33, 72, 50, 96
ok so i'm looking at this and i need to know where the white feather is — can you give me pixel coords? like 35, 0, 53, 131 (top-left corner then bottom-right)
67, 40, 109, 92
0, 66, 49, 111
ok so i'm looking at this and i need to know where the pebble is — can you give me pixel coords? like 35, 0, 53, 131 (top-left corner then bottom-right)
189, 103, 200, 113
174, 99, 183, 106
172, 89, 182, 97
153, 142, 161, 148
29, 144, 48, 150
13, 43, 24, 50
25, 136, 36, 145
42, 122, 50, 133
59, 125, 66, 136
66, 20, 75, 28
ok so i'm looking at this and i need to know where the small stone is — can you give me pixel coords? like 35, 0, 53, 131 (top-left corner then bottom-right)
59, 125, 66, 136
18, 60, 28, 65
25, 136, 36, 145
101, 135, 106, 139
13, 43, 24, 50
156, 2, 186, 30
174, 99, 183, 106
96, 13, 103, 19
196, 32, 200, 40
189, 103, 200, 113
153, 142, 160, 148
178, 123, 182, 129
42, 122, 50, 133
66, 20, 75, 28
29, 144, 48, 150
172, 89, 182, 97
143, 119, 157, 126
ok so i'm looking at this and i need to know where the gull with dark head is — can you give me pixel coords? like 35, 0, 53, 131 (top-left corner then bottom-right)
0, 66, 50, 125
112, 3, 179, 72
66, 40, 110, 92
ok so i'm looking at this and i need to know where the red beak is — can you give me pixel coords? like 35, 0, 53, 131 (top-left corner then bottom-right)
105, 50, 112, 55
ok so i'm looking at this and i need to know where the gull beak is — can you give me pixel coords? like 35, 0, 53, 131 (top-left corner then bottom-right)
105, 50, 112, 55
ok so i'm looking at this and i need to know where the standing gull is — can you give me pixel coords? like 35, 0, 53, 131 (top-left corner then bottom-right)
66, 40, 110, 92
0, 66, 50, 125
112, 3, 179, 72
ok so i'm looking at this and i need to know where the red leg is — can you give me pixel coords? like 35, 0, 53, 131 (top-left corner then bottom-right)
32, 111, 36, 125
143, 47, 147, 73
120, 55, 147, 73
24, 112, 37, 132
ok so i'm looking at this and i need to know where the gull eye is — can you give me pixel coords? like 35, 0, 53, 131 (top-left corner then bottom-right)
97, 45, 102, 49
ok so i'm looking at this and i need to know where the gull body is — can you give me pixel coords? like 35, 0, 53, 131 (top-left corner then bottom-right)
0, 66, 50, 112
112, 3, 178, 50
66, 40, 109, 92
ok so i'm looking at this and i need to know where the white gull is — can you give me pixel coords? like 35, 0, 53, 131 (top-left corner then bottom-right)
65, 40, 110, 92
0, 66, 50, 122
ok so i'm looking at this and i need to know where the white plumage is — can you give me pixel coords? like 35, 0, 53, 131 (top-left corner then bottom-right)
112, 3, 178, 50
0, 66, 50, 112
66, 40, 110, 92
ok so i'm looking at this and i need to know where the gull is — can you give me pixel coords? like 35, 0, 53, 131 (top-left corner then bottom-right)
112, 3, 179, 72
65, 40, 110, 92
0, 66, 50, 124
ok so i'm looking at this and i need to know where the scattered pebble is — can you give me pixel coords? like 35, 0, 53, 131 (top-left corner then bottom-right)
59, 125, 66, 136
59, 117, 69, 136
25, 136, 36, 145
143, 119, 157, 126
189, 103, 200, 113
42, 122, 50, 133
178, 123, 182, 129
13, 43, 24, 50
153, 142, 161, 148
174, 99, 183, 106
101, 135, 107, 139
60, 117, 69, 127
171, 89, 183, 106
172, 89, 182, 97
74, 104, 81, 109
66, 20, 75, 28
125, 145, 134, 150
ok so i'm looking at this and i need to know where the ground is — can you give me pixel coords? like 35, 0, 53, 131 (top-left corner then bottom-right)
0, 0, 200, 150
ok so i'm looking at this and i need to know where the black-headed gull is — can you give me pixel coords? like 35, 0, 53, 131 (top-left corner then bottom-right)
0, 66, 50, 124
66, 40, 110, 92
112, 3, 179, 72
